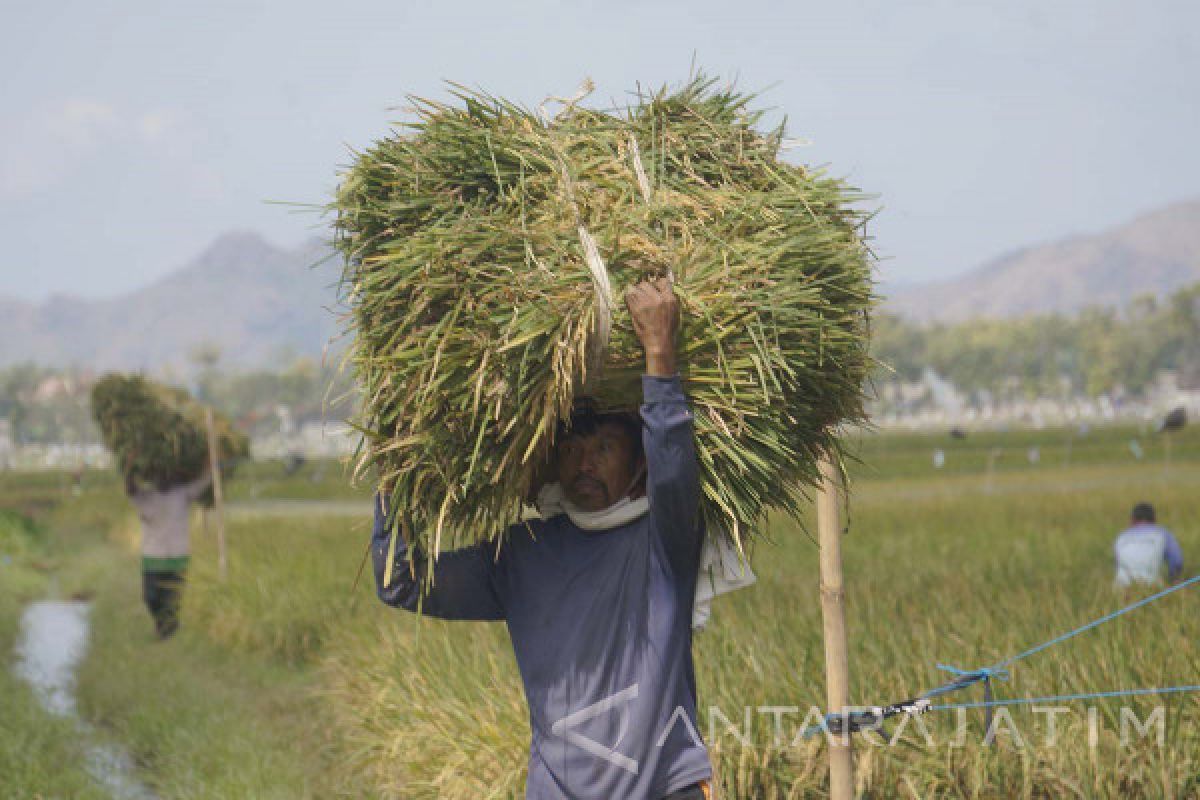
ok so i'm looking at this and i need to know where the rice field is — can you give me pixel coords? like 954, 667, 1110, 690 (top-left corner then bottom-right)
2, 422, 1198, 798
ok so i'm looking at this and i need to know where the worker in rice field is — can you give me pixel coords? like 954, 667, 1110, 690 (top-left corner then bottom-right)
372, 277, 714, 800
125, 466, 213, 639
1114, 501, 1184, 589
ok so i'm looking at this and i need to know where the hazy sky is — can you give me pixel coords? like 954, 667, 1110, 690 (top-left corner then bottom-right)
2, 0, 1197, 301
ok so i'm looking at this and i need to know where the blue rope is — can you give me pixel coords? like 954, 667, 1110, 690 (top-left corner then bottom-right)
798, 685, 1200, 740
804, 576, 1200, 741
988, 573, 1200, 672
924, 573, 1200, 700
931, 684, 1200, 712
922, 665, 1009, 699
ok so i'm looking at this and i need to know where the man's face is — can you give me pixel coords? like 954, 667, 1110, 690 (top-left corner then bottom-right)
556, 421, 642, 512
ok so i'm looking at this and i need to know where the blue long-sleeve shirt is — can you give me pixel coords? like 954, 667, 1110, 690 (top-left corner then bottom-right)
372, 375, 712, 799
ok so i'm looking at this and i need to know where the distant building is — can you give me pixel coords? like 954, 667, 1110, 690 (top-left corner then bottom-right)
1175, 369, 1200, 418
32, 375, 77, 402
922, 367, 966, 416
1149, 369, 1200, 419
250, 414, 357, 460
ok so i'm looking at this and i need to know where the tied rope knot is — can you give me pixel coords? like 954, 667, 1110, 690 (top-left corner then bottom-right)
934, 664, 1008, 742
935, 664, 1010, 688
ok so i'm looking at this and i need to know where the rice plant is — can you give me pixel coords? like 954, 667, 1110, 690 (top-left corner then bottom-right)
332, 74, 876, 561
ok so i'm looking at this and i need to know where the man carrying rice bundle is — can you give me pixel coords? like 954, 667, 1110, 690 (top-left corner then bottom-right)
126, 466, 212, 639
92, 373, 245, 640
373, 278, 715, 799
340, 74, 874, 798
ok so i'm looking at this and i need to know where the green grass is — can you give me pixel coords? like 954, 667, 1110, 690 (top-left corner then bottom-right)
0, 509, 111, 800
848, 420, 1198, 480
3, 432, 1199, 798
75, 561, 348, 800
64, 497, 370, 798
0, 665, 111, 800
223, 457, 371, 503
319, 458, 1200, 799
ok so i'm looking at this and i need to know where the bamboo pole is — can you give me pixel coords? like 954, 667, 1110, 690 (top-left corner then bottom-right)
817, 452, 853, 800
204, 408, 228, 581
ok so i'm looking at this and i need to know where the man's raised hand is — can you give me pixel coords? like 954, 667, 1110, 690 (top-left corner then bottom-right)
624, 277, 678, 377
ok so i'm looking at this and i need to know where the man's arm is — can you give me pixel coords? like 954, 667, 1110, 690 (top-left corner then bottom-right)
372, 493, 505, 620
627, 278, 702, 579
641, 375, 702, 578
1163, 529, 1184, 582
182, 467, 214, 501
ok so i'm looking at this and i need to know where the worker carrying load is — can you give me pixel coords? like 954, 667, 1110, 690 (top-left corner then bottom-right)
91, 374, 247, 638
333, 75, 874, 799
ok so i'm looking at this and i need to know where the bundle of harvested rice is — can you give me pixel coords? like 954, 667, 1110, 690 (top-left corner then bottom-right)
333, 74, 874, 558
91, 373, 248, 505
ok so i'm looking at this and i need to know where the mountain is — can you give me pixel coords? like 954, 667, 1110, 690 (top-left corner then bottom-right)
886, 198, 1200, 322
0, 233, 344, 370
7, 196, 1200, 369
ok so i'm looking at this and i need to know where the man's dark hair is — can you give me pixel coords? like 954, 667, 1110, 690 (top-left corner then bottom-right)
559, 399, 643, 464
1131, 502, 1156, 524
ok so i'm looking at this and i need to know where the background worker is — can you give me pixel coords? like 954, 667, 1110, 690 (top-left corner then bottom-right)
125, 466, 213, 639
1114, 501, 1184, 588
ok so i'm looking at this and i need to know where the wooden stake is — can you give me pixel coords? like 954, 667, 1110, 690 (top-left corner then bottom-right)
817, 452, 853, 800
204, 408, 228, 581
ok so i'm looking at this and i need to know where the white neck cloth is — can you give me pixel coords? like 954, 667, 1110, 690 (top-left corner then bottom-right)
534, 483, 755, 629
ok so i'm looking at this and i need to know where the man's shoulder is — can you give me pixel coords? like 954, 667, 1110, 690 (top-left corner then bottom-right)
1116, 525, 1167, 542
503, 514, 567, 547
130, 487, 166, 504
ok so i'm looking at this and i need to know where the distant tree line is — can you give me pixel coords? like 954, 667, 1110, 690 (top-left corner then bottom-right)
5, 283, 1200, 443
872, 282, 1200, 401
